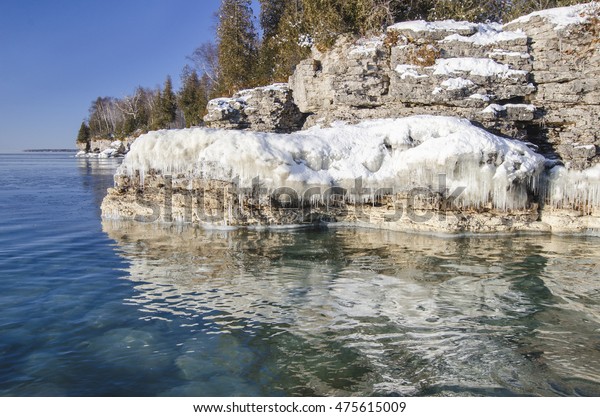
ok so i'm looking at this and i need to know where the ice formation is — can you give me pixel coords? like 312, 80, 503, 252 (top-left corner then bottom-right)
544, 165, 600, 212
118, 115, 546, 211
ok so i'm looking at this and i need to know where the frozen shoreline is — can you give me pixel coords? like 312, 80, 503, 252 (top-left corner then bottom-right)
101, 116, 600, 235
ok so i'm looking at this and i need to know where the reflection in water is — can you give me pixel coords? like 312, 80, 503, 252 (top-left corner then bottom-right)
103, 220, 600, 396
77, 157, 122, 213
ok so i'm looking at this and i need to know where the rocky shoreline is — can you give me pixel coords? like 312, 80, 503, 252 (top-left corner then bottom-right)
100, 3, 600, 235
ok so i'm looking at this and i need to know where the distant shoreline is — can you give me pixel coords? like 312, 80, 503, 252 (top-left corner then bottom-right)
23, 149, 78, 153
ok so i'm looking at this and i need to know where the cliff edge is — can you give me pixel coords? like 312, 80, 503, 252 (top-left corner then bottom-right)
103, 3, 600, 235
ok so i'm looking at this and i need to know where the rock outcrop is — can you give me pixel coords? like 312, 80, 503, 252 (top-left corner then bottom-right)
102, 3, 600, 235
204, 84, 307, 133
101, 115, 600, 235
76, 138, 134, 158
505, 6, 600, 169
209, 3, 598, 170
291, 4, 599, 168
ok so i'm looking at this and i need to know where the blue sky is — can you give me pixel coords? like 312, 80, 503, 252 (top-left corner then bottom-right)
0, 0, 235, 151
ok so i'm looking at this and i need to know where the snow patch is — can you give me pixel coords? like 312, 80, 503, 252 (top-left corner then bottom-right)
469, 93, 491, 102
395, 64, 428, 79
349, 37, 384, 57
507, 2, 599, 30
488, 50, 531, 59
388, 20, 477, 33
443, 24, 526, 45
433, 58, 528, 79
440, 77, 475, 90
239, 83, 288, 94
298, 34, 313, 48
482, 103, 536, 114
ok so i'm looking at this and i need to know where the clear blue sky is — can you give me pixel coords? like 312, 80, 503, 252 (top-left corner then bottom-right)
0, 0, 235, 151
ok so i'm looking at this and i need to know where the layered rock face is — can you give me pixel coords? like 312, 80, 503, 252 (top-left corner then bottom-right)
204, 84, 306, 133
103, 4, 600, 234
290, 24, 535, 138
204, 5, 599, 169
505, 8, 600, 169
286, 3, 598, 169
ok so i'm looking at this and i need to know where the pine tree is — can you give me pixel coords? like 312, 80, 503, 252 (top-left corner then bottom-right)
151, 76, 178, 130
301, 0, 345, 48
270, 1, 312, 81
76, 121, 91, 150
150, 90, 164, 131
161, 76, 177, 127
302, 0, 399, 46
217, 0, 259, 95
259, 0, 288, 39
178, 66, 208, 127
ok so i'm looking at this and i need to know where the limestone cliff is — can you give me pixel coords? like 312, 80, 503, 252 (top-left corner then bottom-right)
103, 3, 600, 235
207, 3, 599, 170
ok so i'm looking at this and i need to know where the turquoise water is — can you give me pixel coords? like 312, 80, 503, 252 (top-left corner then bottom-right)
1, 153, 599, 396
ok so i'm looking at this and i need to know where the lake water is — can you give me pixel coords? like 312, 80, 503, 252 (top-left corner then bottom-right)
1, 153, 599, 396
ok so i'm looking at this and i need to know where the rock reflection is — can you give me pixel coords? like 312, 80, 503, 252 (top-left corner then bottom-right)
103, 220, 600, 396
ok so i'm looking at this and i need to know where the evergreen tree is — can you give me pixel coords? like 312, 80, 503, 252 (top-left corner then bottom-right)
76, 121, 91, 150
259, 0, 288, 39
270, 1, 312, 81
178, 66, 208, 127
150, 90, 164, 131
151, 76, 178, 130
301, 0, 394, 47
161, 76, 177, 127
255, 0, 288, 84
301, 0, 345, 48
217, 0, 259, 95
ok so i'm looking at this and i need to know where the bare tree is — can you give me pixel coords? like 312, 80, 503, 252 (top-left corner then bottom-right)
115, 89, 143, 125
188, 42, 220, 86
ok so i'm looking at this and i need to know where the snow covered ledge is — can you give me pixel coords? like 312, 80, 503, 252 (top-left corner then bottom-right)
101, 116, 600, 235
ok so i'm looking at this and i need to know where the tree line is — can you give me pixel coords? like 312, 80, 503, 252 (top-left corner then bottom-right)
78, 0, 588, 145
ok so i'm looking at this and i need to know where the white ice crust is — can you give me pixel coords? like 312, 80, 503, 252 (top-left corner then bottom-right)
119, 116, 547, 210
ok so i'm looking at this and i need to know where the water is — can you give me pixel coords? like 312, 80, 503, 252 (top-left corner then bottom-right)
1, 153, 599, 396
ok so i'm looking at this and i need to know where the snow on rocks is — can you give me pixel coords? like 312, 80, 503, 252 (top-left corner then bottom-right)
481, 103, 537, 122
76, 139, 129, 158
119, 116, 545, 211
394, 64, 428, 79
507, 2, 599, 31
349, 36, 385, 57
388, 20, 478, 40
442, 23, 526, 46
439, 77, 475, 90
432, 58, 528, 80
204, 83, 306, 133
